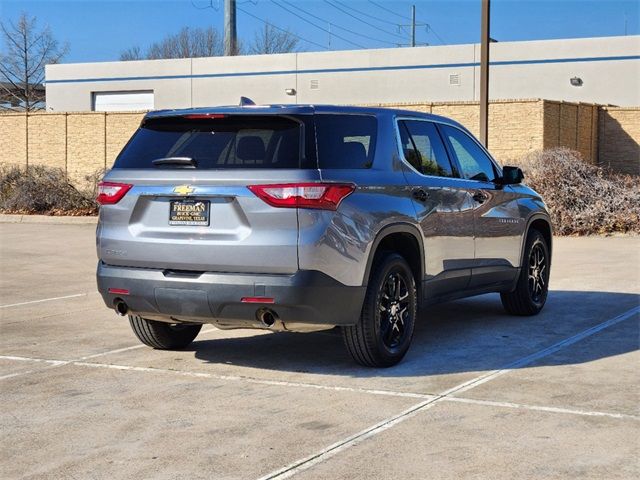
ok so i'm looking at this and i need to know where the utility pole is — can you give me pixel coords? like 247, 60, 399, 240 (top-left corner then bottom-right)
224, 0, 237, 56
624, 12, 628, 36
479, 0, 490, 147
399, 5, 426, 47
411, 5, 416, 47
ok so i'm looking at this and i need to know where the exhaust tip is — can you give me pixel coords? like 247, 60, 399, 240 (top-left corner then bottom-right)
258, 309, 277, 328
113, 298, 129, 316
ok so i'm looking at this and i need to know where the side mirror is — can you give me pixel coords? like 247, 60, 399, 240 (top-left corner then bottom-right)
497, 166, 524, 185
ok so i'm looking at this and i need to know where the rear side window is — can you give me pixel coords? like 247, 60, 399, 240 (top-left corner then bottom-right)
315, 114, 377, 169
114, 115, 314, 169
398, 120, 455, 177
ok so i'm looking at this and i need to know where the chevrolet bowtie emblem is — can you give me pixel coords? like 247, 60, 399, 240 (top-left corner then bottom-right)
173, 185, 195, 195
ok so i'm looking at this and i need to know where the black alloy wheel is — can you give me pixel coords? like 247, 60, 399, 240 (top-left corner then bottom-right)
501, 229, 550, 316
343, 252, 417, 367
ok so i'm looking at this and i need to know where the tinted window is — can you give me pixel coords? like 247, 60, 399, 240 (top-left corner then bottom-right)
398, 120, 454, 177
440, 125, 497, 182
315, 114, 377, 169
114, 115, 313, 169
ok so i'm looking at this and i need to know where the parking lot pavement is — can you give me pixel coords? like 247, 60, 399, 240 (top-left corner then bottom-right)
1, 223, 638, 479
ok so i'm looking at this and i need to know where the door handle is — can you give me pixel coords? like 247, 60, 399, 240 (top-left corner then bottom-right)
412, 188, 429, 202
472, 191, 488, 203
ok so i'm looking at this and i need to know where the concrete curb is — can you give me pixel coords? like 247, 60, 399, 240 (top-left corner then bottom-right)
0, 214, 98, 225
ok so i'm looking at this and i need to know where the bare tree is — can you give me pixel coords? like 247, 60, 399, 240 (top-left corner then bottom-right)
250, 23, 298, 55
120, 46, 143, 61
120, 26, 226, 61
0, 13, 68, 111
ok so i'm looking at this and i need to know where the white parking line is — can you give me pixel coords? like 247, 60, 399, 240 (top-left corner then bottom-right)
0, 355, 68, 380
1, 306, 638, 479
71, 360, 437, 400
0, 292, 92, 308
78, 344, 149, 360
0, 355, 67, 365
0, 327, 220, 381
442, 305, 640, 397
0, 371, 37, 381
256, 305, 640, 480
445, 397, 639, 420
258, 398, 441, 480
1, 354, 635, 420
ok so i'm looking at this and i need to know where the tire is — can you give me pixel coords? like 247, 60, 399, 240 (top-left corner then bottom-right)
342, 252, 417, 367
501, 229, 550, 316
128, 315, 202, 350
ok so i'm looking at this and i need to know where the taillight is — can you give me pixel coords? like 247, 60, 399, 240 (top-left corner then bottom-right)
248, 183, 355, 210
96, 182, 132, 205
183, 114, 227, 119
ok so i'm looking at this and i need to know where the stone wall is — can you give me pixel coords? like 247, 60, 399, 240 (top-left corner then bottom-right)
1, 100, 638, 189
0, 111, 145, 187
598, 107, 640, 175
542, 101, 599, 165
0, 114, 27, 168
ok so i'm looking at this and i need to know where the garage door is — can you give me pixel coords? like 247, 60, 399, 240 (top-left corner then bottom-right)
93, 91, 154, 112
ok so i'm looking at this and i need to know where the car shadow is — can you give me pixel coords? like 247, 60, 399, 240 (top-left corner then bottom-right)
191, 290, 639, 378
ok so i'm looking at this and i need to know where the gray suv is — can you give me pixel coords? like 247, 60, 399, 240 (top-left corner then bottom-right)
96, 105, 552, 367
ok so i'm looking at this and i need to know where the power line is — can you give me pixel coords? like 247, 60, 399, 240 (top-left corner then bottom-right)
192, 0, 256, 11
331, 0, 403, 28
237, 5, 328, 50
368, 0, 436, 28
276, 0, 393, 47
271, 0, 367, 48
324, 0, 406, 41
368, 1, 447, 46
285, 0, 398, 46
369, 0, 412, 21
192, 1, 220, 11
428, 25, 447, 45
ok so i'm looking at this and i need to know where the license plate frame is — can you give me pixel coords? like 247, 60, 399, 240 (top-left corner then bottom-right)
169, 200, 210, 226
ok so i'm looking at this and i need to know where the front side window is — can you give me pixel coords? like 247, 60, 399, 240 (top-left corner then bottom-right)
398, 120, 454, 177
439, 125, 497, 182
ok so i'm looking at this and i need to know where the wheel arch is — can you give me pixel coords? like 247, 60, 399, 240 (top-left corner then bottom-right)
362, 224, 424, 289
523, 214, 553, 265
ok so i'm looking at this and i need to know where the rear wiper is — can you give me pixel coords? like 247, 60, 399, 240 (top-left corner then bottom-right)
152, 157, 197, 168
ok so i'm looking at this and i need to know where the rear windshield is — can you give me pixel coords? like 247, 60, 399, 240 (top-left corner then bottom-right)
315, 114, 377, 169
114, 115, 314, 169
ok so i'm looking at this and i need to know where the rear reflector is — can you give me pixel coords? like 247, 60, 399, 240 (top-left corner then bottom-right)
108, 288, 130, 295
248, 183, 355, 210
241, 297, 275, 304
97, 182, 132, 205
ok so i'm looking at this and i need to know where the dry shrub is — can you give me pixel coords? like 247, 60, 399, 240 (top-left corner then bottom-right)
0, 165, 99, 216
512, 148, 640, 235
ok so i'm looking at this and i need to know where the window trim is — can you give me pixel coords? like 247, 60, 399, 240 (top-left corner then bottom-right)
393, 115, 502, 183
398, 120, 423, 172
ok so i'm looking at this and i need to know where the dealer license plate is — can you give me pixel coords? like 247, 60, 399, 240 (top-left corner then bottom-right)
169, 200, 210, 226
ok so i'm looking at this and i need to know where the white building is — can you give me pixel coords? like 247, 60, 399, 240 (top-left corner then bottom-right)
45, 35, 640, 111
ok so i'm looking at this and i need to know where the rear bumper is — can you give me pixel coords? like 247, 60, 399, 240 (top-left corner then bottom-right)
97, 262, 366, 329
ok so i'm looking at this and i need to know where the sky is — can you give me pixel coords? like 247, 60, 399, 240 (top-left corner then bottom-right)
1, 0, 638, 63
